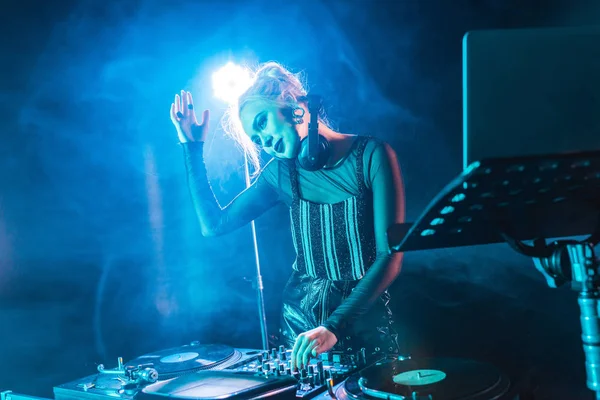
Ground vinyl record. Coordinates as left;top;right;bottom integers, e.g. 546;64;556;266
125;343;235;380
342;357;512;400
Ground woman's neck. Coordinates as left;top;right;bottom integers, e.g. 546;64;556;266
318;125;346;141
318;126;358;168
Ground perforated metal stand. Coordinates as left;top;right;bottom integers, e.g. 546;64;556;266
387;150;600;398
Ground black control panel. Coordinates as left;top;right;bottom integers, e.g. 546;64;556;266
230;345;366;398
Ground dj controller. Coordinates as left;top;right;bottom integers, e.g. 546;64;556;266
1;342;519;400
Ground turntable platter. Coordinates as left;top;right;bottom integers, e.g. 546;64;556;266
125;343;235;380
341;357;513;400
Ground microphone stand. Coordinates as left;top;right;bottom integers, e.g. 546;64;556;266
244;153;269;351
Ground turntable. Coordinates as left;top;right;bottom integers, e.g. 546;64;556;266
52;343;262;400
312;356;517;400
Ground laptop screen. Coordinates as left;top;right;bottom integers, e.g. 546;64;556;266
462;26;600;170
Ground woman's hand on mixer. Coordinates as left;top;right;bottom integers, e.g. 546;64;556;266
170;90;210;143
291;326;338;370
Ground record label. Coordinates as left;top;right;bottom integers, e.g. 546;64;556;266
393;369;447;386
160;352;200;363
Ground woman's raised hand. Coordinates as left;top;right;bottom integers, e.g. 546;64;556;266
170;90;210;143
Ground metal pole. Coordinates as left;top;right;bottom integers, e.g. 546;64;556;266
243;153;269;350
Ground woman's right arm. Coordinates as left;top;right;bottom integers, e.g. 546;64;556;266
182;141;280;236
172;90;280;237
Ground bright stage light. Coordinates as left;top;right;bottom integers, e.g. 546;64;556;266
211;62;253;105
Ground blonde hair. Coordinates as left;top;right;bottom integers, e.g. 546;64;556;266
222;62;308;174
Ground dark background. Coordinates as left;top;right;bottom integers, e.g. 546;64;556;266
1;0;599;399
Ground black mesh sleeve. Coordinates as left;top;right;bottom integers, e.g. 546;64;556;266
322;142;405;337
182;141;281;236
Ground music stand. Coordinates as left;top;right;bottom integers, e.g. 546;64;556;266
388;151;600;398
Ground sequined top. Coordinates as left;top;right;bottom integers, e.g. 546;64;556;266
289;137;376;281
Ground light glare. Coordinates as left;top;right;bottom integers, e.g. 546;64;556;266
211;62;253;105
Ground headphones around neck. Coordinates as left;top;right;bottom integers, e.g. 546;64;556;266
296;95;331;171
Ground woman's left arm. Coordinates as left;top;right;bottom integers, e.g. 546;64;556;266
322;141;405;337
291;142;405;369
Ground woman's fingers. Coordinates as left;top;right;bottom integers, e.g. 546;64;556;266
311;346;318;357
305;339;320;366
199;109;209;127
295;337;312;369
170;103;178;123
186;91;198;123
181;90;188;112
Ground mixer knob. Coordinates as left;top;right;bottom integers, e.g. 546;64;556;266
279;364;285;372
313;372;320;386
300;368;308;379
279;345;285;353
286;367;291;375
308;365;315;375
263;351;269;360
281;352;287;361
257;365;263;372
257;353;263;363
271;348;277;358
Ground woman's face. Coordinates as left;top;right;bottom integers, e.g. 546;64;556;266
240;99;305;160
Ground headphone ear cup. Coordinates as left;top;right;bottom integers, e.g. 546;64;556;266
297;135;331;171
